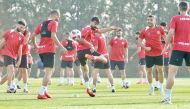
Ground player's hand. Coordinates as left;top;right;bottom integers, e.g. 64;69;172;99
15;60;21;68
61;47;68;54
90;46;95;53
144;47;151;51
129;56;133;61
161;46;167;55
125;58;128;63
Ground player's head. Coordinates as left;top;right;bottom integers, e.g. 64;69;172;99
135;31;140;40
90;17;99;30
70;29;81;40
116;28;123;38
178;1;189;13
49;9;60;21
147;15;156;27
16;19;27;32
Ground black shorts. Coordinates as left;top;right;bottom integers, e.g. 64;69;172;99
28;64;32;68
74;59;80;66
4;55;15;67
110;60;125;70
170;50;190;66
19;55;28;68
77;49;100;66
139;58;146;65
164;58;169;66
94;60;110;69
145;55;163;68
61;60;73;68
39;53;55;68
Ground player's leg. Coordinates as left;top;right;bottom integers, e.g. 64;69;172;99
67;61;74;85
59;60;66;85
77;49;95;97
92;68;99;93
75;60;84;85
145;56;155;95
161;50;183;104
37;53;54;99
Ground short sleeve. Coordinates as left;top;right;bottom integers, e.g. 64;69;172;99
34;23;42;35
49;20;58;33
169;16;176;30
139;29;145;39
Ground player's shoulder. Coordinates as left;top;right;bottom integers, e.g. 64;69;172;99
82;26;91;31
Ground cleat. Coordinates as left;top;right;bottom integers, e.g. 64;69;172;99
92;88;96;93
23;89;29;94
7;88;16;93
161;98;172;104
86;88;95;97
112;89;116;93
17;85;21;89
37;94;48;100
44;91;52;98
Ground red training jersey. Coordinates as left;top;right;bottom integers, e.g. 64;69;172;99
109;37;128;61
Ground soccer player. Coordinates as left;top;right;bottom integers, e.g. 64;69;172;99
31;10;67;99
161;1;190;104
155;22;170;90
130;32;147;84
92;32;115;93
59;30;78;86
109;29;129;88
138;15;165;96
77;17;120;97
15;26;31;93
0;19;25;93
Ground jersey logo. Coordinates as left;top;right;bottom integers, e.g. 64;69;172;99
122;42;125;45
157;31;161;35
19;37;21;41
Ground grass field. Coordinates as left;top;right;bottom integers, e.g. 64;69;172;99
0;78;190;109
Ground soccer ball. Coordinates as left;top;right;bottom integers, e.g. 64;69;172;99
70;29;81;40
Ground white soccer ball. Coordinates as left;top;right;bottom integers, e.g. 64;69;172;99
70;29;81;39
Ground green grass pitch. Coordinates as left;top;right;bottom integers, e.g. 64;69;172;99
0;78;190;109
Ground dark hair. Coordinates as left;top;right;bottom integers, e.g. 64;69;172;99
136;31;140;35
148;15;156;19
17;19;27;26
160;22;167;27
91;17;100;24
179;1;189;11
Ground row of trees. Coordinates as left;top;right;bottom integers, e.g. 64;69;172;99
0;0;181;44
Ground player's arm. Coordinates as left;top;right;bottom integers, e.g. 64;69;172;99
125;48;128;63
161;28;174;55
16;44;23;67
31;33;39;49
51;32;67;54
129;47;141;61
24;31;31;44
99;26;120;33
78;37;93;48
0;38;5;49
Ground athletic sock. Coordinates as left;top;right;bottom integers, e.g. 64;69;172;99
165;89;172;99
85;81;90;89
39;86;46;95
